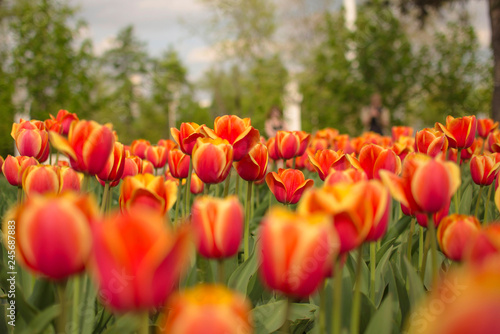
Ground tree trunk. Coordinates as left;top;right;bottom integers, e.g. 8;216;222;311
490;0;500;121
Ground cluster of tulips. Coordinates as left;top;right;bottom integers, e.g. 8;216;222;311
2;110;500;334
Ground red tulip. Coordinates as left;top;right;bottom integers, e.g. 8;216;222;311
142;160;154;174
392;126;413;142
435;115;477;149
130;139;151;159
2;155;38;187
171;122;205;155
477;118;498;139
58;166;83;193
294;130;311;156
466;224;500;265
190;173;205;194
121;155;142;179
415;128;449;157
308;149;356;181
192;138;233;184
415;200;450;228
274;131;300;160
266;137;280;160
234;143;268;181
486;130;500;153
437;214;480;261
168;149;190;179
22;165;59;197
324;168;368;186
145;145;168;169
11;119;50;162
357;144;402;180
470;154;500;186
265;168;314;205
97;142;126;187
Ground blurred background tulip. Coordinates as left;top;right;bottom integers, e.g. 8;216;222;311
392;126;414;142
145;145;167;169
130;139;150;159
22;165;59;197
477;118;498;139
190;172;205;194
11;119;50;162
121;155;142;179
265;168;313;205
2;155;38;188
119;174;176;214
192;138;233;184
324;168;367;186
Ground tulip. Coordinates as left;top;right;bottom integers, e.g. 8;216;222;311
157;138;177;151
324;168;368;186
202;115;260;161
392;126;413;142
0;156;4;172
274;131;300;160
258;207;339;298
142;160;154;175
59;166;83;193
470;154;500;186
477;118;498;139
49;120;115;175
57;160;69;167
11;119;50;162
437;214;480;261
315;128;338;144
22;165;59;197
466;224;500;265
364;180;391;242
435;115;477;149
294;130;311;156
310;138;329;151
97;142;126;187
308;149;356;181
234;143;268;181
265;168;314;205
192;138;233;184
50;110;79;136
356;144;402;180
415;200;450;228
392;136;415;161
130;139;151;159
2;155;38;187
168;149;190;179
145;145;167;169
190;173;204;194
160;284;252;334
461;138;483;161
2;193;97;280
191;196;243;258
119;174;177;214
121;155;142;179
91;207;192;311
266;137;280;161
171;122;205;155
487;130;500;153
333;134;354;154
414;128;449;157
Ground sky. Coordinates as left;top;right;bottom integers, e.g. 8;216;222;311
74;0;491;82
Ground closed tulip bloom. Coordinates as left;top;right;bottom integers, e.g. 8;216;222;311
415;128;449;157
477;118;499;139
435;115;477;149
308;149;356;181
357;144;402;180
192;138;233;184
119;174;177;214
266;137;280;160
51;109;79;136
470;154;500;186
266;168;314;205
191;196;243;258
190;173;205;194
2;193;97;280
171;122;205;155
97;142;126;187
168;149;190;179
11;119;50;162
415;200;450;228
486;130;500;153
294;130;311;156
145;145;168;169
364;180;391;242
157;138;177;151
59;166;83;193
234;143;268;181
23;165;59;197
202;115;260;161
2;155;38;187
275;131;300;160
49;120;115;175
310;138;329;151
161;284;252;334
130;139;151;159
91;207;192;311
380;154;460;214
142;160;154;174
121;155;142;179
324;168;368;186
392;126;414;142
466;224;500;265
437;214;480;261
258;208;340;298
461;138;483;161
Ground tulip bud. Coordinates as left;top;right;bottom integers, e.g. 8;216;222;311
145;145;168;169
97;142;126;187
192;138;233;184
435;115;477;149
487;130;500;153
171;122;205;155
258;207;339;298
437;214;480;261
357;144;402;180
52;110;79;136
167;149;190;179
157;138;176;151
274;131;300;160
2;155;38;187
191;196;243;258
59;166;83;193
11;119;50;162
266;168;314;205
160;284;252;334
142;160;154;175
470;154;500;186
122;156;142;179
266;137;280;160
234;143;268;181
2;193;97;279
130;139;151;159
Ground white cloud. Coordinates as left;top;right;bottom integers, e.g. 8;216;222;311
187;45;219;63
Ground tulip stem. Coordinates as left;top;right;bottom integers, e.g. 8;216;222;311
174;180;182;225
244;181;253;261
56;282;67;334
223;168;231;197
82;174;89;193
71;276;81;334
107;187;113;212
485;183;493;223
217;259;225;284
280;297;292;334
319;281;327;334
350;244;364;334
407;218;415;263
17;187;22;205
139;312;149;334
370;242;376;303
474;185;484;218
291;158;296;169
235;174;240;198
419;229;430;281
100;182;110;213
418;225;424;273
332;260;343;334
185;159;193;214
427;214;439;286
205;183;211;195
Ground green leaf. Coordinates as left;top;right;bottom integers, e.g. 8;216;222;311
252;300;287;334
28;279;55;311
228;246;258;295
459;184;472;215
364;296;393;334
101;314;142;334
383;216;412;245
403;257;425;307
375;246;395;307
18;305;60;334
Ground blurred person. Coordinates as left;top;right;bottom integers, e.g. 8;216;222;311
265;106;286;138
361;93;390;135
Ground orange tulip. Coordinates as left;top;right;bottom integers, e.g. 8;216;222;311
470;154;500;186
477;118;498;139
49;120;115;175
119;174;177;214
191;196;243;258
487;129;500;153
308;149;356;181
392;126;413;142
97;142;126;187
157;138;177;151
91;207;192;311
161;284;252;334
415;200;450;228
11;119;50;162
414;128;449;157
380;154;460;214
130;139;151;159
466;224;500;265
58;166;83;193
121;155;142;179
265;168;314;205
391;136;414;161
324;168;367;186
190;173;205;194
0;155;4;172
2;193;97;280
2;155;38;187
332;134;354;154
234;143;268;181
266;137;280;160
274;131;300;160
435;115;477;149
168;149;190;179
145;145;168;169
258;207;339;298
171;122;205;155
356;144;402;180
461;138;483;161
437;214;480;261
192;138;233;184
314;128;339;144
202;115;260;161
22;165;59;197
294;130;311;156
46;110;79;136
142;159;154;174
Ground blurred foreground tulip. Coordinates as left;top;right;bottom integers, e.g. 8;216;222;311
171;122;205;155
466;224;500;265
192;138;233;184
3;193;97;280
2;155;38;187
11;119;50;162
435;115;477;149
265;168;314;205
191;196;243;258
258;207;339;298
234;143;268;181
160;284;252;334
437;214;480;261
91;207;192;311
